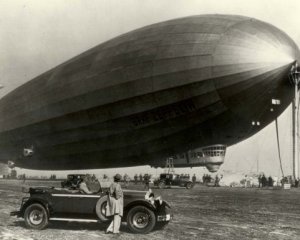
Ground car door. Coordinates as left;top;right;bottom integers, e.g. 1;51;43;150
172;175;180;185
50;192;100;215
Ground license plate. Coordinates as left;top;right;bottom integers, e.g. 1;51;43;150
166;214;170;221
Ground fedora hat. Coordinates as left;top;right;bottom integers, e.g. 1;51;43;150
114;174;122;181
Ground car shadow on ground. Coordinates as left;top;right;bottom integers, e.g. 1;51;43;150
152;186;193;190
49;222;108;231
9;220;132;233
8;220;26;228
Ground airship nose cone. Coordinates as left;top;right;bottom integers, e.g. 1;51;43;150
212;17;299;132
213;18;299;76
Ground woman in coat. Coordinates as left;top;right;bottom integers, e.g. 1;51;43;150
106;174;123;234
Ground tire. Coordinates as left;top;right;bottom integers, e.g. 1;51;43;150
95;195;111;222
158;182;165;189
186;182;192;189
126;206;156;234
24;203;49;230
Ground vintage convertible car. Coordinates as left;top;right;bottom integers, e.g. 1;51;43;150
10;186;172;234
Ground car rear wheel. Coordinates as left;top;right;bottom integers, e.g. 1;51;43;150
158;182;165;189
24;203;49;230
127;206;156;234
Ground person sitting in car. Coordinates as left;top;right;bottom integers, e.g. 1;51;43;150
78;176;93;194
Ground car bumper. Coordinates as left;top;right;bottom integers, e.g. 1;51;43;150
157;213;172;222
10;211;22;217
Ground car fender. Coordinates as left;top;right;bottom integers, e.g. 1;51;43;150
162;200;171;209
20;197;51;218
124;200;156;218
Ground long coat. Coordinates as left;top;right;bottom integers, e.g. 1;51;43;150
106;182;124;217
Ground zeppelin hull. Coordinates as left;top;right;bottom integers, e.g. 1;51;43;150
0;15;298;169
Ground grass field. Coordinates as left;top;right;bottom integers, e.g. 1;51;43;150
1;179;300;240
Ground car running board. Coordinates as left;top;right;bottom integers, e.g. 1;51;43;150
49;218;101;223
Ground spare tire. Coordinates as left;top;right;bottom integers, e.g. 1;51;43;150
95;195;111;222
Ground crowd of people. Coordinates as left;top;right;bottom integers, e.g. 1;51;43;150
202;174;223;186
258;174;274;187
280;176;300;187
242;174;300;188
202;174;212;184
132;173;151;189
117;173;224;187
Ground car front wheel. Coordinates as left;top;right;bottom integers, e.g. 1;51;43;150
126;206;156;234
186;182;193;189
24;203;49;230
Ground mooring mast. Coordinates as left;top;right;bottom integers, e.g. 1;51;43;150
290;62;300;179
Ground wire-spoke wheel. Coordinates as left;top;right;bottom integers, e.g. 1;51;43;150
24;203;48;230
127;206;156;234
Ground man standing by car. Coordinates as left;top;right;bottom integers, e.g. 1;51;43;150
106;174;123;234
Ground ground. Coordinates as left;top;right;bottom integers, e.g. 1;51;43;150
1;179;300;240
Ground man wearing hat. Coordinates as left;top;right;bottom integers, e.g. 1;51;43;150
106;173;123;234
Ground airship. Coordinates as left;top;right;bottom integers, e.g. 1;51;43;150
0;14;298;171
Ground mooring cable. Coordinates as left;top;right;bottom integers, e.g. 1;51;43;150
275;118;284;177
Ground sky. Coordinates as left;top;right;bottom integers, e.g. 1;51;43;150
0;0;299;178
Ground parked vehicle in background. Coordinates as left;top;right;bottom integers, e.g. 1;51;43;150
154;173;193;189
